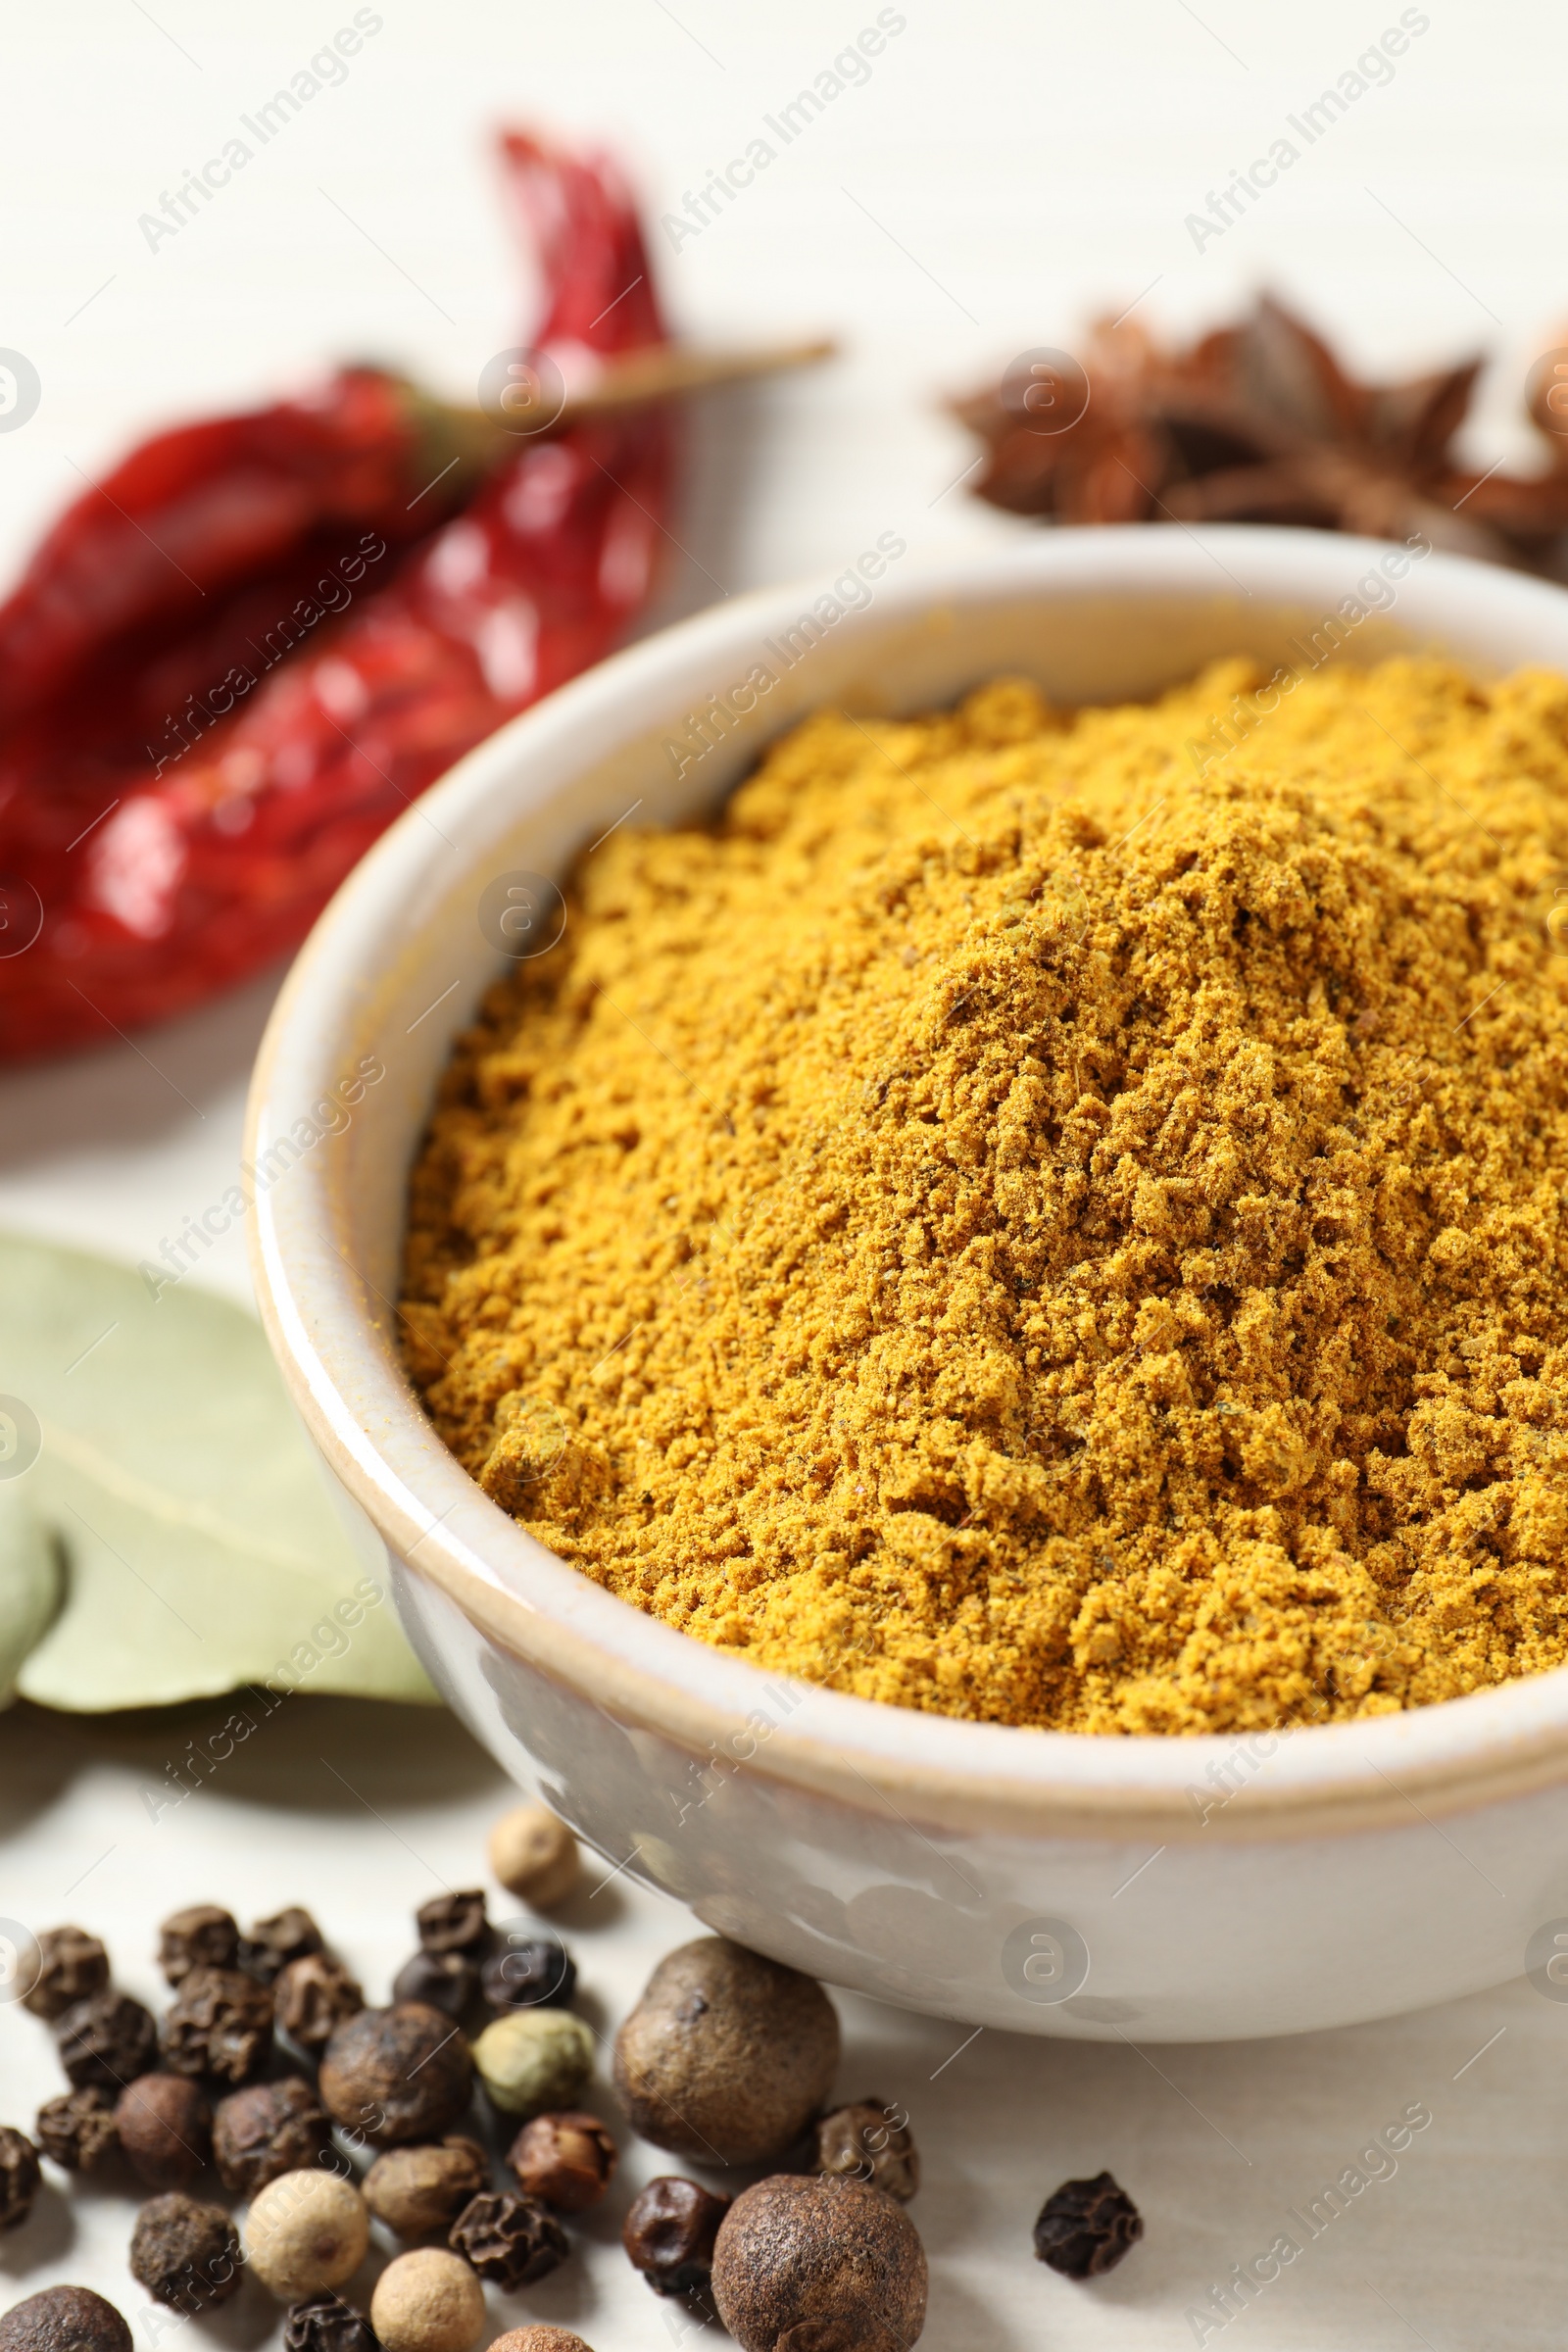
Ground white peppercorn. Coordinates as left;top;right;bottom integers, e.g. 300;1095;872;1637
370;2249;486;2352
487;1807;579;1909
245;2169;369;2301
489;2335;593;2352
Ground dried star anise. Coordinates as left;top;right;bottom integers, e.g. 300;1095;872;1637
955;296;1568;573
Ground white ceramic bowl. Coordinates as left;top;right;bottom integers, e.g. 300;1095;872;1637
249;526;1568;2043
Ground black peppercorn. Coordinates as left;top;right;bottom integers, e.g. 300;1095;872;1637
34;2087;119;2173
318;2001;473;2146
0;2287;132;2352
449;2188;566;2289
711;2176;928;2352
0;2126;41;2230
1032;2171;1143;2278
480;1934;575;2013
163;1964;273;2084
238;1906;324;1986
283;2293;380;2352
56;1989;158;2092
115;2074;213;2189
128;2191;242;2311
815;2098;919;2201
158;1905;239;1985
416;1890;489;1957
622;2177;730;2296
213;2076;331;2195
275;1952;365;2049
392;1949;476;2021
22;1927;109;2021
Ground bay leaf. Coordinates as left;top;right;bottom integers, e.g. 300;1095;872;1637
0;1486;63;1700
0;1232;436;1710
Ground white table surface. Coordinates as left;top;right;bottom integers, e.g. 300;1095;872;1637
0;1696;1557;2352
5;4;1568;2345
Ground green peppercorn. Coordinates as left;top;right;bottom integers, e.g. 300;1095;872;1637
472;2011;593;2118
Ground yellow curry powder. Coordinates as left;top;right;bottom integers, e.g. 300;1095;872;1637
401;656;1568;1734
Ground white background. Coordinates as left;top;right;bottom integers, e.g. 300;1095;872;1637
4;0;1566;1288
3;4;1568;2346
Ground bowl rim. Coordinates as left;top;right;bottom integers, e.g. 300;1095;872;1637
247;522;1568;1846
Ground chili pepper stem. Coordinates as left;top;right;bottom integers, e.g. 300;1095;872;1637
402;337;835;497
544;335;836;424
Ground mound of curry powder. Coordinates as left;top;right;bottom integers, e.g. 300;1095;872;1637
400;657;1568;1734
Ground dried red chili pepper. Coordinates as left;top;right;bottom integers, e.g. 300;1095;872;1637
0;130;672;1059
0;370;493;735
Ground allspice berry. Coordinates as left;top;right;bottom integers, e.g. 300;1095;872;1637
34;2087;118;2173
115;2074;213;2189
158;1905;240;1985
0;2287;132;2352
488;1806;579;1910
370;2247;486;2352
213;2077;332;2195
0;2127;41;2229
613;1937;839;2165
711;2176;928;2352
128;2192;242;2311
246;2169;370;2301
22;1927;109;2021
815;2099;919;2201
275;1952;365;2050
364;2138;490;2240
472;2009;593;2118
508;2111;615;2211
319;2003;473;2145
